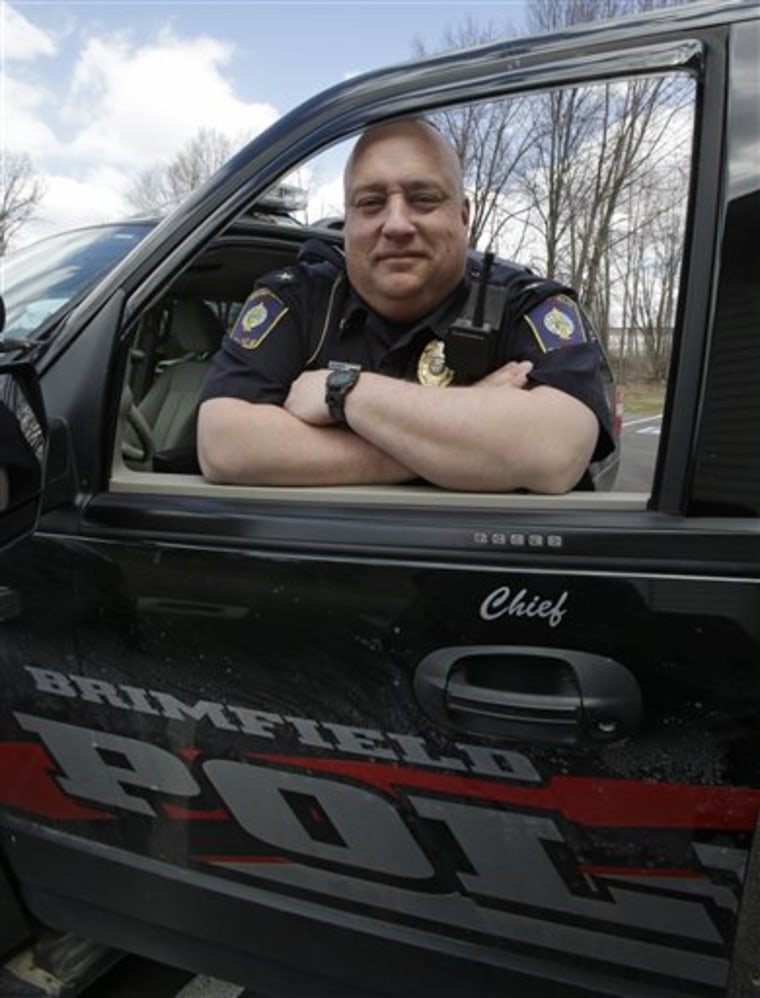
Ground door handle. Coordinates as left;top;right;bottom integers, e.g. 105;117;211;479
414;645;641;746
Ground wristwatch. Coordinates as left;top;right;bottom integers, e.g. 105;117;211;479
325;362;361;425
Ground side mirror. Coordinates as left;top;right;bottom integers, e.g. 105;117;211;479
0;361;47;550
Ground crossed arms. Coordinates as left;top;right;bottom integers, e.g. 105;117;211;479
198;359;598;494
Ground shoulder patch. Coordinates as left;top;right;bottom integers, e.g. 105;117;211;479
524;294;588;353
229;288;289;350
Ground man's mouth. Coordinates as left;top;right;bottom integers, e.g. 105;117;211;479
377;252;424;263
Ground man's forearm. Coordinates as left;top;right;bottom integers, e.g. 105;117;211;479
343;372;597;492
198;397;414;485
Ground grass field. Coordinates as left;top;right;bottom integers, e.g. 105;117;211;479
618;380;665;417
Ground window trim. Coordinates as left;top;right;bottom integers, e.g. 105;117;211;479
108;466;647;511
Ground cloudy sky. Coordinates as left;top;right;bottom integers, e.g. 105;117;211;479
5;1;527;247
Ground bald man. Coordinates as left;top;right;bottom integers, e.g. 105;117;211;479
198;118;613;492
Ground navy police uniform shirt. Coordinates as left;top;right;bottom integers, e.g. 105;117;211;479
200;240;615;464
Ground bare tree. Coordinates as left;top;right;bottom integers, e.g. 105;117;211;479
414;1;690;268
126;127;241;215
494;0;695;355
1;153;46;254
521;73;692;337
415;20;535;251
616;159;688;381
437;98;536;251
515;84;602;280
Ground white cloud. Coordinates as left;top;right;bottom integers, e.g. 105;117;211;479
4;73;59;157
4;6;280;246
61;28;277;168
3;3;56;61
24;170;130;246
3;6;58;157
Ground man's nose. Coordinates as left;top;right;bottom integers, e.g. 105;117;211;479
381;193;414;235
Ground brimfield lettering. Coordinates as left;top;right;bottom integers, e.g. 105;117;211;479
480;586;568;628
21;667;541;783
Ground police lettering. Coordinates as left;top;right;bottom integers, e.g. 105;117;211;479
9;713;736;990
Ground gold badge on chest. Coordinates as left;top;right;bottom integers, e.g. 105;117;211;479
417;339;454;386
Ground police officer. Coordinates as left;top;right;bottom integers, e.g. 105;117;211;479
198;118;614;492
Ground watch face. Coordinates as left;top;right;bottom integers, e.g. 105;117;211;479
326;365;360;424
329;370;355;389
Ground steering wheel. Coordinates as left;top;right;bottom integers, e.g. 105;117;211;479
122;401;155;464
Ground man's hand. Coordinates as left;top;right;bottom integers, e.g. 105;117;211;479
476;359;533;389
284;369;333;425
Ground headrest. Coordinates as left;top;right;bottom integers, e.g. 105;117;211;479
170;300;224;354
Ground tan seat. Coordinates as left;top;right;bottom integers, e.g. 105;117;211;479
137;300;224;456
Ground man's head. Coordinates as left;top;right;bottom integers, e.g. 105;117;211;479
343;118;470;323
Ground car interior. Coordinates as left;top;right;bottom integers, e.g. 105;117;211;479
120;231;302;475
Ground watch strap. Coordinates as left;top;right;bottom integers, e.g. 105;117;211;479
326;362;361;425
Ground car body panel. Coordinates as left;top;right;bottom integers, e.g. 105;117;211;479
2;528;759;995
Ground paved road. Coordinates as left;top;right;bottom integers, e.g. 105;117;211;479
615;413;661;492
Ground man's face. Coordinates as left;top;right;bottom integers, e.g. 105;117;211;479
343;123;470;323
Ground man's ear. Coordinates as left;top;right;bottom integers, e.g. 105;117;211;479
461;196;471;228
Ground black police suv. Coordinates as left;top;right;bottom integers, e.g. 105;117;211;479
0;2;758;995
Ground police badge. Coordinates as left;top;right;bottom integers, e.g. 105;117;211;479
417;339;454;386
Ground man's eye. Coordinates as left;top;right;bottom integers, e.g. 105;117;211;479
411;192;442;208
355;197;384;212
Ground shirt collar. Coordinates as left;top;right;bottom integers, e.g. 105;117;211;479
339;279;469;351
338;286;369;340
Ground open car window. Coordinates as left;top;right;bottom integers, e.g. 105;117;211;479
111;67;697;508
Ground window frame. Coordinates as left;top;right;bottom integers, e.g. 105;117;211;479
101;31;729;519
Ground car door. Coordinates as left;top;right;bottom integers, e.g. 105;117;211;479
1;9;759;998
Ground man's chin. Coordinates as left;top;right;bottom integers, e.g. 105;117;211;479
376;273;426;299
